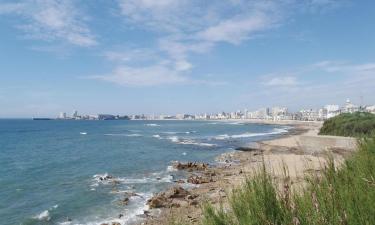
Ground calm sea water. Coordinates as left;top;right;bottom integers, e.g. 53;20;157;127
0;119;289;225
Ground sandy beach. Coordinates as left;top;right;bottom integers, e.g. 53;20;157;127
138;121;357;225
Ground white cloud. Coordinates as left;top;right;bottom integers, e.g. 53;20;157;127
314;61;375;73
196;14;271;44
263;76;299;87
91;64;188;87
0;0;96;47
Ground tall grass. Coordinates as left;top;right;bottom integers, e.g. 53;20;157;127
203;136;375;225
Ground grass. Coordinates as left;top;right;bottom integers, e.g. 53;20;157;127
202;136;375;225
319;112;375;137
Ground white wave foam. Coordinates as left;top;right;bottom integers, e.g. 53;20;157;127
125;134;142;137
80;132;87;135
117;175;173;184
214;128;288;140
33;210;50;221
33;205;58;221
104;133;128;136
145;123;160;127
92;173;173;187
104;133;142;137
168;136;179;142
167;136;216;147
167;165;177;172
152;134;161;138
162;131;196;134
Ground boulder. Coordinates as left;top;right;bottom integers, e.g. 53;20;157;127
147;195;168;208
147;186;191;208
165;186;190;198
187;175;213;184
172;162;208;171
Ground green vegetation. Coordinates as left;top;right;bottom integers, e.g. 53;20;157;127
202;136;375;225
319;112;375;137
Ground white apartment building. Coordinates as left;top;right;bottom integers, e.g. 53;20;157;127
366;105;375;114
300;109;319;121
324;104;340;119
343;99;359;113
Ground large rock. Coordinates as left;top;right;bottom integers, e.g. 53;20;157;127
147;195;168;208
147;186;191;209
165;186;190;198
172;162;208;171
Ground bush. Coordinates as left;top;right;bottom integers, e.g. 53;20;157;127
319;112;375;137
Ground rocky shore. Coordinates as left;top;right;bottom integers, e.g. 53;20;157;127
127;121;354;225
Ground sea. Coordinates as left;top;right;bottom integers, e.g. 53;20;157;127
0;119;290;225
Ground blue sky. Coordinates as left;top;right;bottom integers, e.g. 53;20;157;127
0;0;374;117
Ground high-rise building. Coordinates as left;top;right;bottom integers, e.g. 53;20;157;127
59;112;66;119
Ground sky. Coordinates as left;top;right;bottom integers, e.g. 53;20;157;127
0;0;374;117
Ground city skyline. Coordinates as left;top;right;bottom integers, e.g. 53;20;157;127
1;1;375;117
54;98;374;122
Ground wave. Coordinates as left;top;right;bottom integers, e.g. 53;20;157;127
92;173;173;187
80;132;87;135
166;136;216;147
33;205;58;221
33;210;50;221
62;192;153;225
125;134;142;137
145;123;160;127
161;131;196;134
104;133;142;137
214;128;288;140
152;134;161;139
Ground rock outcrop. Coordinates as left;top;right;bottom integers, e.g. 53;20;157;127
147;186;198;209
172;162;208;171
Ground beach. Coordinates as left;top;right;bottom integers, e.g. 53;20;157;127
139;120;357;225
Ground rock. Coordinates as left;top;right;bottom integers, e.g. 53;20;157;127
171;199;188;207
100;224;109;225
112;223;121;225
119;197;129;205
174;179;185;183
147;195;168;208
172;162;208;171
189;200;199;206
235;147;259;151
187;175;213;184
185;194;196;200
165;186;190;198
147;186;190;208
118;214;124;218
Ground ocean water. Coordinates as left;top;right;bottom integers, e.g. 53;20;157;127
0;119;289;225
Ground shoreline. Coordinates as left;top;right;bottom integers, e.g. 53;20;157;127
138;121;349;225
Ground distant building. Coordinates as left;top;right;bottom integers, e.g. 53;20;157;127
343;99;359;113
59;112;66;119
71;110;80;119
98;114;116;120
366;105;375;114
300;109;319;121
324;105;340;119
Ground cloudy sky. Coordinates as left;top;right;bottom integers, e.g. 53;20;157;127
0;0;374;117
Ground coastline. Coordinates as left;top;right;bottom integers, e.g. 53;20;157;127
137;120;354;225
